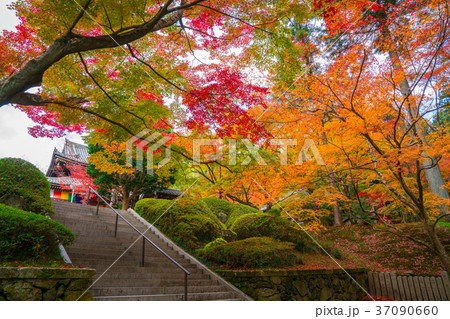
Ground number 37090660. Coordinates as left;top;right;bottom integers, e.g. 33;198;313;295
376;306;438;316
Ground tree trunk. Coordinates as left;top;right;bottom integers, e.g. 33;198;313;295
122;191;131;210
388;49;449;203
321;132;343;226
328;169;343;226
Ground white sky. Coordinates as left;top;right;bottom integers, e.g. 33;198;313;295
0;0;85;173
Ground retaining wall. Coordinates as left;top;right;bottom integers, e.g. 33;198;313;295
0;267;95;301
216;268;369;301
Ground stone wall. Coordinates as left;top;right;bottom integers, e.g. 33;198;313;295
0;267;96;301
216;268;369;301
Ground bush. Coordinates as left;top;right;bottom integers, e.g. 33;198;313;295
202;198;237;217
202;197;260;227
0;204;74;261
135;197;225;249
318;240;343;259
203;237;227;250
198;237;302;268
231;213;294;240
265;207;281;216
229;213;315;253
0;158;54;216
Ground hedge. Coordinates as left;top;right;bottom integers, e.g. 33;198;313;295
135;197;225;249
202;197;260;227
197;237;302;268
0;158;54;216
230;213;316;252
231;213;296;241
0;204;74;261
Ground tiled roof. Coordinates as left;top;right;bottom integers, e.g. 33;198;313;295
47;176;83;186
157;188;183;197
59;139;89;164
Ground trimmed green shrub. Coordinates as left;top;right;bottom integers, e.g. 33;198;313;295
265;207;281;216
225;205;261;228
231;213;293;240
198;237;302;268
230;213;316;253
0;158;53;216
203;238;227;250
0;204;74;261
202;198;237;217
202;197;260;227
135;197;225;249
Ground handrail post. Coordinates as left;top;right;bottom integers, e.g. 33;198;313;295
96;199;100;215
184;272;188;301
114;214;119;237
141;236;145;267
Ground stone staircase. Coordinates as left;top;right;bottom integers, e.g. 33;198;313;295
52;199;250;301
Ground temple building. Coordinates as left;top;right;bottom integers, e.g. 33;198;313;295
45;139;181;205
46;139;89;203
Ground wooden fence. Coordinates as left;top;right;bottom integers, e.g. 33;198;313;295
368;271;450;301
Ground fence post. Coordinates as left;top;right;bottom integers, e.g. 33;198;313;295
114;214;119;237
184;272;188;301
141;237;145;267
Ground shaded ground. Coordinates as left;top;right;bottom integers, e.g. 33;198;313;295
319;223;450;275
212;223;450;275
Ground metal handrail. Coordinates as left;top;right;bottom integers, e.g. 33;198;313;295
88;186;190;300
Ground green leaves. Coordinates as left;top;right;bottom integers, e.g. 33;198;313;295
0;204;74;262
0;158;54;216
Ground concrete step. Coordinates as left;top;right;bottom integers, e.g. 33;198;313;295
92;285;229;296
93;291;236;301
65;241;127;251
93;278;218;287
80;263;202;275
65;244;181;258
67;239;184;258
68;257;196;270
52;199;249;301
95;272;210;281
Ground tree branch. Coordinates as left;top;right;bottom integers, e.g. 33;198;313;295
9;92;136;136
67;0;92;34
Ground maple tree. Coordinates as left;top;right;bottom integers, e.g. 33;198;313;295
2;0;449;274
0;0;296;141
254;0;450;272
86;143;174;210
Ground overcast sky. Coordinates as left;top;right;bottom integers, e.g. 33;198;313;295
0;0;85;173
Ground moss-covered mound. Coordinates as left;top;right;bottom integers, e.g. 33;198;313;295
0;204;74;262
230;213;315;253
135;197;225;249
198;237;302;268
231;213;294;240
202;197;260;227
0;158;53;216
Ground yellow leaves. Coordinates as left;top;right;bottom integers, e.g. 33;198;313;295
278;186;346;231
423;193;450;221
88;147;133;175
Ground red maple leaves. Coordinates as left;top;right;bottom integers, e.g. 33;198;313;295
0;16;45;76
18;105;86;138
182;66;271;141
